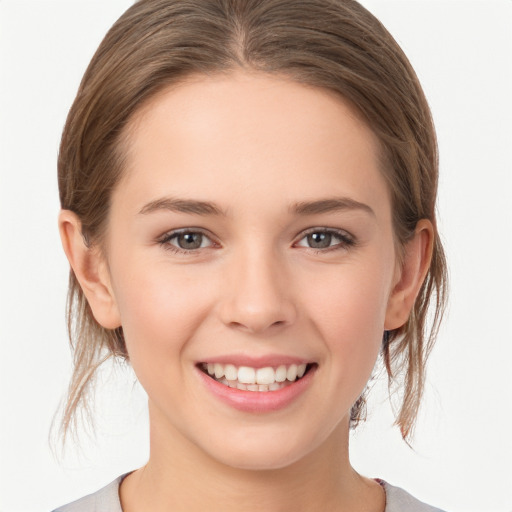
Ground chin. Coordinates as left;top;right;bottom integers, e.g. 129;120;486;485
211;446;307;472
197;426;328;472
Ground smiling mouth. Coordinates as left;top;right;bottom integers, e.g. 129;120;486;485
199;362;315;392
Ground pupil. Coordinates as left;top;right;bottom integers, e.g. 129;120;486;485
308;232;331;248
178;233;202;249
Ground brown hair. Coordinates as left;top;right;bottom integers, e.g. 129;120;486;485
58;0;447;441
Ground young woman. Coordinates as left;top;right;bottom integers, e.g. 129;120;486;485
53;0;447;510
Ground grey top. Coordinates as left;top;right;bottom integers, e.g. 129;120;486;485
53;475;445;512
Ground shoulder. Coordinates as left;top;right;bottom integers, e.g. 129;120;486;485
52;475;124;512
380;480;446;512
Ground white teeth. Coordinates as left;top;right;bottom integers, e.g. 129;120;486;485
224;364;237;381
238;366;256;384
286;364;298;381
214;363;224;379
204;362;310;391
275;365;287;382
256;367;275;385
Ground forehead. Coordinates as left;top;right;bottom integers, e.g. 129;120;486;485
116;71;389;217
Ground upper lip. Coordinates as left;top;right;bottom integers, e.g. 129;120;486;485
197;355;314;368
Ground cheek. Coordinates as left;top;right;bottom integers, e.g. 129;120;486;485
308;256;391;332
303;254;393;379
109;259;213;374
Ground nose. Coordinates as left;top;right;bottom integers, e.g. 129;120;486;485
218;246;297;334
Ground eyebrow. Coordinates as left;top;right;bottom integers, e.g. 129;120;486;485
291;197;375;217
138;197;225;216
138;196;374;218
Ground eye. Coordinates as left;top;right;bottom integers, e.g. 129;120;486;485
158;229;214;252
295;229;355;250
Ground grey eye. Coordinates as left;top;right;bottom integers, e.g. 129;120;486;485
306;232;333;249
174;232;205;250
295;229;355;251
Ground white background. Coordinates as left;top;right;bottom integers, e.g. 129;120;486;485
0;1;511;511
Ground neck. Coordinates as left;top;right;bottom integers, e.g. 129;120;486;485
120;402;383;512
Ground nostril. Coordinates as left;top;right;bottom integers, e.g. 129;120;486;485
226;312;288;332
228;318;288;334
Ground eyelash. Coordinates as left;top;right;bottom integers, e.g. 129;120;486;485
157;229;216;255
157;228;356;255
294;228;356;253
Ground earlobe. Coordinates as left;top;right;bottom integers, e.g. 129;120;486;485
384;219;434;330
58;210;121;330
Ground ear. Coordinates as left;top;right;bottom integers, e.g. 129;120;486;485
58;210;121;330
385;219;434;330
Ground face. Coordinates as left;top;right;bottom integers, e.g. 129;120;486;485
102;72;400;470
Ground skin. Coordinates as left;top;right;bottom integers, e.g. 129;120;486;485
60;71;433;512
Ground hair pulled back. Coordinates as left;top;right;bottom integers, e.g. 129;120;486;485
58;0;447;441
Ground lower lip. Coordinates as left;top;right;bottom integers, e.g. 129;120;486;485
197;366;316;413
